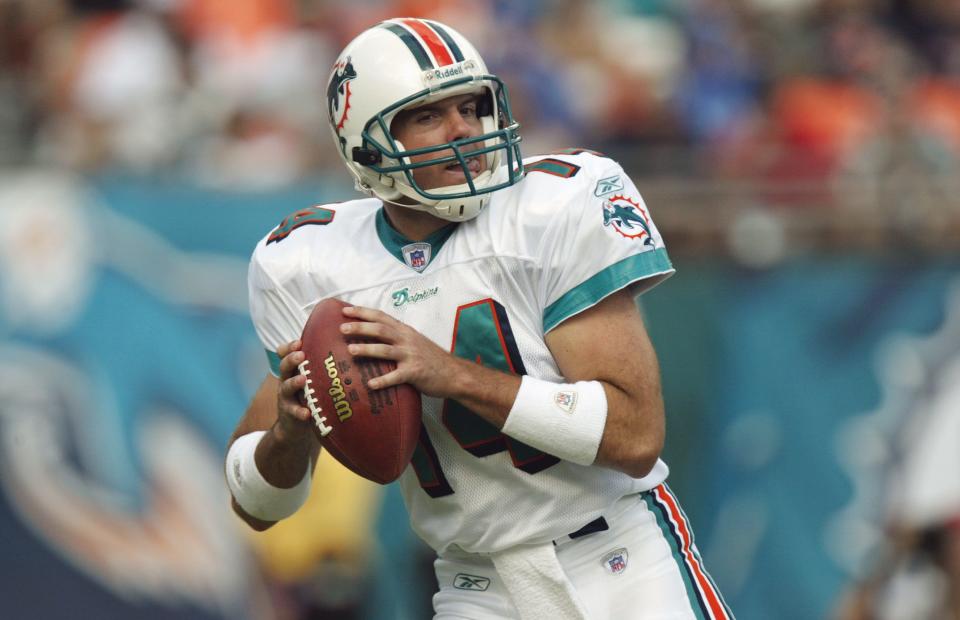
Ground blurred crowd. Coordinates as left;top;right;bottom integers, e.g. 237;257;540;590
2;0;960;197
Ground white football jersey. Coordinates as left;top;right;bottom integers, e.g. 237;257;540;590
248;151;675;554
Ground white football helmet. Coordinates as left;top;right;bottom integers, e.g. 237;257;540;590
326;18;524;221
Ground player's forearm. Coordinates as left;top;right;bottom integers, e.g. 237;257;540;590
445;356;521;428
592;381;664;478
447;359;663;477
226;423;318;531
255;420;320;488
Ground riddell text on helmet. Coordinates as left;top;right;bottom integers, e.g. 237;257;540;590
421;60;477;85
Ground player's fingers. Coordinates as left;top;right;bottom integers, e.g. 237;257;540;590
278;349;306;378
276;339;301;359
279;400;312;424
343;305;399;326
347;342;397;360
275;374;311;424
288;406;313;425
340;321;395;342
279;372;307;400
366;368;404;390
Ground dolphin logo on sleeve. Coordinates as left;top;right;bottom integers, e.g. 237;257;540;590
602;195;653;244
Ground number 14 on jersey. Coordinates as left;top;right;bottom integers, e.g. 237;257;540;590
411;299;559;498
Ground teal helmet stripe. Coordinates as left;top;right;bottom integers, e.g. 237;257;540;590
381;23;434;70
425;20;465;62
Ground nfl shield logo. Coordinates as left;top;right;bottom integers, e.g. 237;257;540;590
410;249;426;269
401;242;432;273
602;548;628;575
554;390;577;414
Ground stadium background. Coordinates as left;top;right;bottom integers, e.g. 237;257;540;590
1;0;958;618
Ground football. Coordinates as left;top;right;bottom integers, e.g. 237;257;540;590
298;297;422;484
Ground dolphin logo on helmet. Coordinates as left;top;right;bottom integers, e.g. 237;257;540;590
327;57;357;134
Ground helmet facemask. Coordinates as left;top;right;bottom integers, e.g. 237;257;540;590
352;75;524;221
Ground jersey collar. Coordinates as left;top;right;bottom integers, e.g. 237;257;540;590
375;207;458;272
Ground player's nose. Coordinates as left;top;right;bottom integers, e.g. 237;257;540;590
444;109;477;143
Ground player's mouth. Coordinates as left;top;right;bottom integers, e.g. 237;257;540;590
444;155;483;177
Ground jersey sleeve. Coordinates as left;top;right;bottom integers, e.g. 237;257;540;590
247;244;307;377
539;159;674;333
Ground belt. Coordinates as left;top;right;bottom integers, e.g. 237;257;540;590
555;490;652;545
553;516;609;546
569;516;609;539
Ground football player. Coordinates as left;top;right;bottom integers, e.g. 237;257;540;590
225;17;733;619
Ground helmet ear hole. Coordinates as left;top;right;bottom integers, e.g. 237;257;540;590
477;91;494;119
352;147;382;165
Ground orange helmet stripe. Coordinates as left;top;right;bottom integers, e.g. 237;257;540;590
402;18;455;67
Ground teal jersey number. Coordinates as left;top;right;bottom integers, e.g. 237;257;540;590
411;299;559;498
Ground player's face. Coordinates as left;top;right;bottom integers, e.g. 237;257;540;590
391;93;488;191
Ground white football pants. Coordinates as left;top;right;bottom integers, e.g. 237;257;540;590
431;484;733;619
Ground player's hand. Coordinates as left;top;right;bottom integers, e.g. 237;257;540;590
274;339;314;441
340;306;461;398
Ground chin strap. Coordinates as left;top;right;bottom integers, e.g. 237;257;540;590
371;182;489;222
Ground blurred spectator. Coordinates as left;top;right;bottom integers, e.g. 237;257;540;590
171;0;334;187
31;1;187;170
536;0;687;165
675;0;762;146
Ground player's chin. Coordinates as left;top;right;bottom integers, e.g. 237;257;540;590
440;171;472;184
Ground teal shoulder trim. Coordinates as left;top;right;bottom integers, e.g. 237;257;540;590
375;207;458;268
543;248;673;333
558;147;606;158
267;205;335;245
523;158;580;179
266;349;281;377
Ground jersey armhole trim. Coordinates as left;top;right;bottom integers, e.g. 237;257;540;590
266;349;281;377
542;248;674;333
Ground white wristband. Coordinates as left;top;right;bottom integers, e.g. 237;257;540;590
502;376;607;466
225;431;312;521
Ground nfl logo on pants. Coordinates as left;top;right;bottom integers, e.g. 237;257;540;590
603;548;628;575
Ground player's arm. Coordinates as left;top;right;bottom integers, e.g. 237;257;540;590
341;288;664;478
437;288;664;477
542;287;664;477
226;339;321;531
